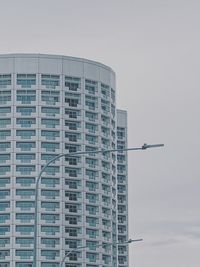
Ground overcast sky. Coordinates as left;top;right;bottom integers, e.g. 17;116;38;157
1;0;200;266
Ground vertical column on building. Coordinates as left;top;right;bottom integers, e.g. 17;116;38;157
117;110;129;267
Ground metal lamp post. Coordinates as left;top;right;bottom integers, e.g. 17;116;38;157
60;238;143;267
33;143;164;267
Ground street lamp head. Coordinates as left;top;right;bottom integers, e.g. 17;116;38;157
142;143;164;150
127;238;143;243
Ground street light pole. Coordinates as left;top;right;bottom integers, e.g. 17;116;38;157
33;143;163;267
60;238;143;267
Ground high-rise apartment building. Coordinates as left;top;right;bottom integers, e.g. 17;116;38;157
0;54;128;267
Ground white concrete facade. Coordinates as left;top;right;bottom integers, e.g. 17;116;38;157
116;110;129;267
0;54;128;267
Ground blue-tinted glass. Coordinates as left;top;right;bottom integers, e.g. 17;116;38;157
16;142;36;151
0;74;11;88
17;107;36;116
17;74;36;88
41;74;60;89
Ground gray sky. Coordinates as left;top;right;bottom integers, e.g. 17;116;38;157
1;0;200;266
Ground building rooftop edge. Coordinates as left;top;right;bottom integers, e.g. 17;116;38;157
0;53;115;75
117;109;127;114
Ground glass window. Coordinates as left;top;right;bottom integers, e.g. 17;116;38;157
16;238;33;246
65;204;80;213
65;179;81;189
86;252;99;262
16;130;36;139
85;95;98;110
0;214;10;223
16;213;34;223
101;99;110;114
65;168;80;177
16;177;35;186
16;165;35;175
102;254;111;264
0;119;11;128
16;201;35;210
65;156;80;166
41;178;59;188
85;123;98;133
16;142;36;151
0;74;11;88
17;90;36;104
16;153;35;163
85;169;98;180
65;76;81;91
0;107;11;116
0;131;11;140
16;225;34;234
86;228;99;238
41;214;59;223
86;135;98;145
85;111;98;122
41;90;59;105
65;109;80;118
0;250;9;258
65;144;81;153
16;189;35;198
0;142;11;151
0;202;10;211
0;190;10;199
41;141;59;152
0;238;10;247
85;158;98;168
65;132;80;142
0;166;10;175
41;238;59;248
41;226;59;235
85;79;98;95
65;121;80;130
41;202;59;211
0;154;10;163
86;193;98;203
0;178;10;187
111;88;115;102
65;191;81;201
41;107;60;117
16;107;36;116
41;190;59;199
41;74;60;89
0;226;10;235
0;90;11;104
41;250;59;260
86;181;98;191
16;118;36;128
86;217;99;227
15;250;33;259
41;130;59;140
65;227;81;237
101;83;110;99
86;205;99;215
41;118;59;128
17;74;36;88
65;239;81;249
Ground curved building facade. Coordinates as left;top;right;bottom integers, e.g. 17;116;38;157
0;54;128;267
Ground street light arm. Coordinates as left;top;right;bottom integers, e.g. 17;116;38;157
127;238;143;243
142;143;164;150
33;143;163;267
60;238;143;267
60;246;87;267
